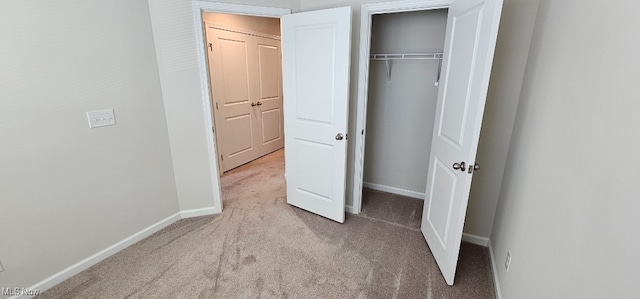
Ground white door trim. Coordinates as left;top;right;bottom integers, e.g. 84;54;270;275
192;1;291;213
206;23;282;41
352;0;454;214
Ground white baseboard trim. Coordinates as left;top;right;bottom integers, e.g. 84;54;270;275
19;212;182;298
462;233;490;247
345;204;356;214
363;182;425;200
180;207;217;218
488;241;503;299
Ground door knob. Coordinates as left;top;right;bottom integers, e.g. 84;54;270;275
335;133;344;140
251;102;257;107
452;162;466;172
256;101;263;106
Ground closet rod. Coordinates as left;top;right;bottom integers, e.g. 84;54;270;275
370;53;444;82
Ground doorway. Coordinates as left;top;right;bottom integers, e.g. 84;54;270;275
360;9;448;216
192;3;290;213
203;12;284;174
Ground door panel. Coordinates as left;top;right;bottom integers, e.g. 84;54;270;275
421;0;504;285
261;108;282;143
219;39;251;104
258;45;281;99
282;7;351;223
293;27;336;124
438;4;483;147
225;114;254;157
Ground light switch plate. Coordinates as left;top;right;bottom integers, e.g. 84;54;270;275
87;109;116;128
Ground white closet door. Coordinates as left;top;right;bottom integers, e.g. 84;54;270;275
207;27;285;172
421;0;504;285
282;7;352;223
207;27;258;172
254;36;284;156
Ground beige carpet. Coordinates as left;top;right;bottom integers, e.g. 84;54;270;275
39;149;495;298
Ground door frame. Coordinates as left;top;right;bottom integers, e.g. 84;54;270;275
192;1;290;212
352;0;453;214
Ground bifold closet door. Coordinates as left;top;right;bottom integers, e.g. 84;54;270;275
207;27;284;172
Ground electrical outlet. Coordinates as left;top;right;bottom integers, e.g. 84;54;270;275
0;260;4;272
86;109;116;128
505;251;512;272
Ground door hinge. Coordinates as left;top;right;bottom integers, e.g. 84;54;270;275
216;102;219;110
221;154;224;161
208;42;213;52
346;134;348;140
361;129;364;135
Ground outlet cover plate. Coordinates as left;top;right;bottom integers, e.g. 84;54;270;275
87;109;116;128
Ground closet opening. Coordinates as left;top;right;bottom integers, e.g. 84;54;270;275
202;12;286;204
358;9;448;224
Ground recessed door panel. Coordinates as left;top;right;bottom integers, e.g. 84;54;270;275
220;39;250;105
294;25;335;124
261;108;282;144
295;139;333;201
225;114;253;157
437;5;483;148
425;158;458;248
258;44;281;100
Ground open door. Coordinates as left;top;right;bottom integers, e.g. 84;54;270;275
421;0;504;285
281;7;352;223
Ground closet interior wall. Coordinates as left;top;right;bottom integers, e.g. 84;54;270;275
363;9;448;198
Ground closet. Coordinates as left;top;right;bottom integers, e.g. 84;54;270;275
204;13;284;173
362;9;448;200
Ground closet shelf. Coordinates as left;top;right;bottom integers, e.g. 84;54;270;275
370;53;444;60
370;53;444;83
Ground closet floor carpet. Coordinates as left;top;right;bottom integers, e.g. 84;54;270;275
39;149;495;299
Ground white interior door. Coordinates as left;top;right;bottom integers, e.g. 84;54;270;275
254;36;284;155
421;0;504;285
207;27;258;172
282;7;352;223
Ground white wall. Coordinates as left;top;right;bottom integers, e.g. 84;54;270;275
490;0;640;297
0;0;179;293
203;12;281;36
146;0;298;213
363;10;447;194
300;0;537;239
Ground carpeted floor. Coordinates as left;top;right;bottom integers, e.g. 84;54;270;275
39;149;495;298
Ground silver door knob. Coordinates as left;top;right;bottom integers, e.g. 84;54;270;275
335;133;344;140
452;162;466;172
474;163;480;171
256;101;263;106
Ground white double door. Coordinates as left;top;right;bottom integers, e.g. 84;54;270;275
280;0;503;285
207;26;284;172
